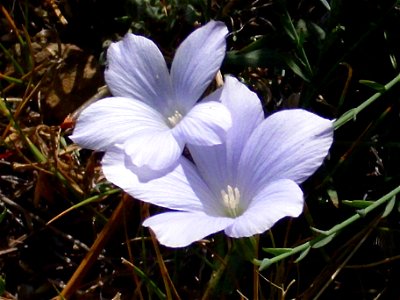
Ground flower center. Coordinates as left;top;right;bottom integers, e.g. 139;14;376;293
167;110;183;127
221;185;242;218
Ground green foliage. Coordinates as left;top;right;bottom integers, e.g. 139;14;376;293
123;0;204;34
0;208;6;224
2;0;400;299
0;276;5;296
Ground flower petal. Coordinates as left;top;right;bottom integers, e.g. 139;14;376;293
123;128;184;170
70;97;166;151
222;76;264;171
170;21;228;110
102;148;216;212
143;211;234;247
238;109;333;196
224;179;303;238
173;97;232;146
188;76;264;193
187;143;228;201
105;33;173;112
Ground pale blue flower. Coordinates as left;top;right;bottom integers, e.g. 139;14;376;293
70;21;231;172
101;76;334;247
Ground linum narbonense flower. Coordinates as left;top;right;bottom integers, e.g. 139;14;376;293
70;21;231;172
101;76;334;248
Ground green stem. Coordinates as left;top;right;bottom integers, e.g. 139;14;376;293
334;72;400;130
255;185;400;270
201;247;232;300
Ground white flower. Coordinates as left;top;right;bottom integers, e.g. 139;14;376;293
70;21;231;172
101;76;334;247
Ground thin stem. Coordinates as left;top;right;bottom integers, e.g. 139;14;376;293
201;247;231;300
59;194;133;299
253;236;260;300
255;185;400;270
334;72;400;130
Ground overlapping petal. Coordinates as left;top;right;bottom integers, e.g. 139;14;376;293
174;99;232;146
170;20;228;110
77;20;334;248
73;21;232;173
189;76;264;193
70;97;166;151
224;179;303;238
123;129;184;171
105;34;173;111
102;148;216;213
222;76;264;168
143;211;235;248
238;109;334;197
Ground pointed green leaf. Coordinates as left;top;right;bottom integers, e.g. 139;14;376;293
359;80;386;92
225;49;282;68
381;196;396;218
296;19;308;45
294;246;311;263
342;200;374;208
318;0;331;10
125;258;166;299
262;247;293;256
310;226;329;235
280;12;297;43
283;56;311;82
312;233;337;249
389;53;397;70
327;188;339;208
0;276;5;296
0;208;6;224
309;21;326;41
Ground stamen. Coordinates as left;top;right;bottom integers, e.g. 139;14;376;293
221;185;241;217
167;110;183;127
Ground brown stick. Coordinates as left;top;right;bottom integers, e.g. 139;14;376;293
57;193;132;299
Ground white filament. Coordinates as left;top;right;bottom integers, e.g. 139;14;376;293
221;185;241;217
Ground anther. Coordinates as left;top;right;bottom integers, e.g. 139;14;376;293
167;110;183;127
221;185;241;217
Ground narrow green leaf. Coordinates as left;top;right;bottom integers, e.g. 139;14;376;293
283;56;311;82
225;49;282;68
381;196;396;218
309;21;326;41
296;19;308;45
46;188;120;225
0;43;25;75
0;276;5;296
359;80;386;92
294;246;311;263
127;260;166;299
0;208;7;224
280;12;297;43
342;200;374;208
389;53;398;70
318;0;331;10
262;247;293;256
0;73;24;85
312;233;337;249
327;188;339;208
310;226;329;235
